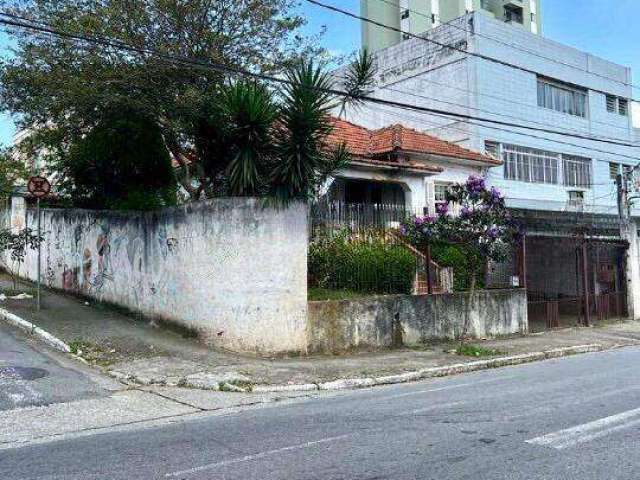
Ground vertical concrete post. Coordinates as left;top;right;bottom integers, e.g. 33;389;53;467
625;221;640;320
617;173;640;320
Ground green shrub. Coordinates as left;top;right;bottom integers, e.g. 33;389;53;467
309;235;416;295
430;242;485;292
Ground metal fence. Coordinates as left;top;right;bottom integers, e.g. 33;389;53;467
309;201;452;296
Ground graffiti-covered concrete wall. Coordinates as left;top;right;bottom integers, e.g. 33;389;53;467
11;198;308;354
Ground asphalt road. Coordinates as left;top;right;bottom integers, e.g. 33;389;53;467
0;322;105;411
4;346;640;479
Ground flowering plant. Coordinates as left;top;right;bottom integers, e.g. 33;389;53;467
400;175;523;340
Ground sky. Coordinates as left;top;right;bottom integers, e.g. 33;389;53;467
0;0;639;146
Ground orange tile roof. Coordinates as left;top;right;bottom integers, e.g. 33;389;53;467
327;117;501;167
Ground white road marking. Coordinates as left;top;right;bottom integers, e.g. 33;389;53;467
165;434;352;477
385;377;514;400
527;407;640;449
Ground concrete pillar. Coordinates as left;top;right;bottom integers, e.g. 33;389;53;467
403;177;427;216
626;219;640;320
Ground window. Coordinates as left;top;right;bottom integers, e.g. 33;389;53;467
502;143;593;188
502;144;559;185
480;0;491;10
563;155;592;188
605;95;629;116
434;183;449;208
485;140;500;159
537;77;587;118
610;162;621;181
504;5;524;24
619;98;629;116
568;191;585;209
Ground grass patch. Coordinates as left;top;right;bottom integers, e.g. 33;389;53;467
308;288;370;302
218;380;254;392
456;344;504;358
67;339;115;366
0;288;36;298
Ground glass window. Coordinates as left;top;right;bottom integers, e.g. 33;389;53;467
563;155;592;188
537;77;587;118
502;144;559;185
606;95;617;113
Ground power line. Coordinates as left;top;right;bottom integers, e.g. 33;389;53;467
306;0;640;104
1;11;640;163
354;46;639;138
376;82;636;146
364;0;640;94
364;99;640;165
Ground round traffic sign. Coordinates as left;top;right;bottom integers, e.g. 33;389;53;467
27;176;51;198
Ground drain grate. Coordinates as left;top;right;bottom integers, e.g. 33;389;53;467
0;366;49;381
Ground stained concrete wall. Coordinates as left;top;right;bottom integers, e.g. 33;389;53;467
10;198;308;354
307;289;527;354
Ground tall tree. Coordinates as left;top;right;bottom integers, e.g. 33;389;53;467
0;148;27;199
0;0;322;199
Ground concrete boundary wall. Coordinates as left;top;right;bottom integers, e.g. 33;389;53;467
307;289;528;354
8;198;308;354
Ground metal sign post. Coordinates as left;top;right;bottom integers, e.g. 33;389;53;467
27;176;51;312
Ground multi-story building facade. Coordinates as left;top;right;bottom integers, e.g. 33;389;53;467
362;0;542;52
337;11;640;327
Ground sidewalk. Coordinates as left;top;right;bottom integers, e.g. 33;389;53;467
3;275;640;392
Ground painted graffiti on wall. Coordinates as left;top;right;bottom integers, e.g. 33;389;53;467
13;198;308;354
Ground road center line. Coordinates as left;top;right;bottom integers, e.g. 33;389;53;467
165;434;352;477
527;406;640;449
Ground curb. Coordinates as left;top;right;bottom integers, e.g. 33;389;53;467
107;343;606;393
252;344;604;393
0;307;72;354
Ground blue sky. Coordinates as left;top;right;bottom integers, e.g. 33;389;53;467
1;0;639;146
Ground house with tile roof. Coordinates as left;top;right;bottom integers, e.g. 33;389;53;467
324;116;501;216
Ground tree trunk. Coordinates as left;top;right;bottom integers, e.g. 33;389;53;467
460;273;477;346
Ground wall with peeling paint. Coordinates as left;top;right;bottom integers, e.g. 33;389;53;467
8;198;308;354
307;289;528;354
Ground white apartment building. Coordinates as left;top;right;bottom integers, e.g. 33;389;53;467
362;0;542;52
337;11;640;328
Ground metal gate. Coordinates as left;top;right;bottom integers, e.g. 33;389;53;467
524;236;628;332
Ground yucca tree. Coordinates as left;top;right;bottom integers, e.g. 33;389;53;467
271;60;350;201
221;82;278;196
197;52;376;200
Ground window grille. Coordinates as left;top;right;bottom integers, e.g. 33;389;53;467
563;155;592;188
502;144;559;185
619;98;629;116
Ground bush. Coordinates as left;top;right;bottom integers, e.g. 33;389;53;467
55;108;177;211
431;242;485;292
309;235;416;295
